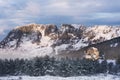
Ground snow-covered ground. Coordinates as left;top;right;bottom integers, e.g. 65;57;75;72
0;74;120;80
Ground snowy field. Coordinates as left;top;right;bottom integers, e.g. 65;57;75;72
0;74;120;80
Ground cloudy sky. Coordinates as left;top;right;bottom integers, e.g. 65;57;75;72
0;0;120;40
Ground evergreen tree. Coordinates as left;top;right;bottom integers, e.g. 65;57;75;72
0;55;120;77
33;57;45;76
3;59;12;75
58;59;70;77
0;59;4;76
14;58;26;75
24;59;34;76
108;62;114;74
44;56;56;76
93;60;101;73
80;59;95;75
99;60;108;73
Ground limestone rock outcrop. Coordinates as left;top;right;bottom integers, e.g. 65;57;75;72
85;47;99;60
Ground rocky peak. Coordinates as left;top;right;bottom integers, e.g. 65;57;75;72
15;24;58;36
0;24;58;48
1;24;120;50
58;24;85;40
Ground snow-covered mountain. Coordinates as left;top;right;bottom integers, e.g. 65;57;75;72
0;24;120;59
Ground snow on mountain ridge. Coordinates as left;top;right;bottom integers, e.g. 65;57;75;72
0;24;120;59
83;25;120;44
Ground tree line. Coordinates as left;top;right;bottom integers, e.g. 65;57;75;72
0;56;120;77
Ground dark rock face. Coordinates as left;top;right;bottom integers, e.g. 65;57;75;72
55;24;85;46
0;30;23;48
86;37;120;59
57;37;120;60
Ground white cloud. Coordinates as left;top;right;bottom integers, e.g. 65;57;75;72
0;0;120;29
16;1;41;17
0;28;5;35
93;13;120;18
0;24;8;35
0;0;10;6
0;19;15;35
35;0;104;17
9;1;41;25
24;1;41;16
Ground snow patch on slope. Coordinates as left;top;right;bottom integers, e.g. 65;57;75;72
85;25;120;43
0;47;54;59
72;39;88;50
0;37;54;59
55;44;71;54
110;43;118;47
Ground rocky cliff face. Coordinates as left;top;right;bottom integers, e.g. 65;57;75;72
0;24;120;59
0;24;58;48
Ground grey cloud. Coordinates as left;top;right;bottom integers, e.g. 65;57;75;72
0;0;120;29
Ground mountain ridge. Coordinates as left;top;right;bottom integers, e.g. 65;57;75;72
0;24;120;59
